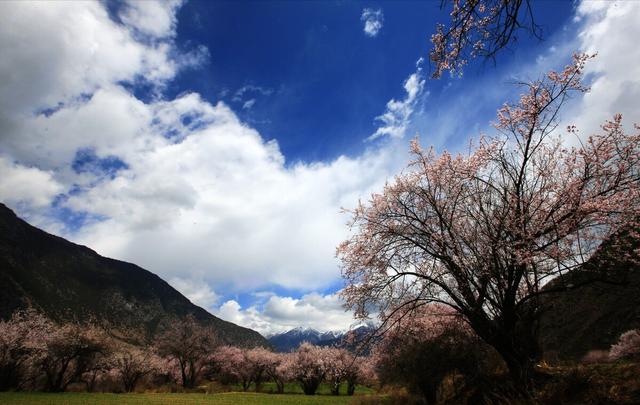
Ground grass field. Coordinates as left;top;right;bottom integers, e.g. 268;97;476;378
0;383;380;405
225;382;376;396
0;392;376;405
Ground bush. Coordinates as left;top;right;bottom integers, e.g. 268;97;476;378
609;329;640;361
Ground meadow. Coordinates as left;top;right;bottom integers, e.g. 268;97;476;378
0;392;365;405
0;383;380;405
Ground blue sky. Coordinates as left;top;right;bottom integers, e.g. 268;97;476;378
1;0;638;335
146;0;574;161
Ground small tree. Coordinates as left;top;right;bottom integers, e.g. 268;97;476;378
0;309;50;390
33;323;108;392
214;346;253;391
244;347;273;392
338;54;640;387
609;329;640;361
345;356;376;396
110;346;157;392
290;343;327;395
324;347;347;395
156;315;218;389
264;352;293;394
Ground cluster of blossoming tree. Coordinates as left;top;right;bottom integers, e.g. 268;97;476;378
0;311;376;395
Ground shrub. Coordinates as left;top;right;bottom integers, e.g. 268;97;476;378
609;329;640;361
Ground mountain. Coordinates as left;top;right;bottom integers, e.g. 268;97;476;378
539;229;640;360
0;203;267;347
268;327;334;352
268;324;377;352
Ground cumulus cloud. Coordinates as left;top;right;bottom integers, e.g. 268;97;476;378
119;0;183;39
361;8;384;37
569;0;640;134
170;277;220;309
213;292;357;335
0;157;63;209
0;1;179;121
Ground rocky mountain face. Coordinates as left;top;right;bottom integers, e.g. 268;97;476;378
0;203;267;347
539;228;640;360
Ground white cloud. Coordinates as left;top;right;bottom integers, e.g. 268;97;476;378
213;292;357;335
62;106;396;292
242;99;256;109
0;1;179;121
361;8;384;37
367;70;426;141
570;0;640;134
0;157;63;209
170;277;220;309
119;0;183;39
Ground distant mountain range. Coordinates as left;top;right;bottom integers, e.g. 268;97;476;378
0;203;267;347
268;324;376;352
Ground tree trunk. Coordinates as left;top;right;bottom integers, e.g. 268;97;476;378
488;326;540;392
301;379;320;395
347;380;356;396
471;309;541;391
330;379;340;395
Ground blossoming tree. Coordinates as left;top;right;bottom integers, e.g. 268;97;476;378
430;0;541;78
338;54;640;386
156;315;218;389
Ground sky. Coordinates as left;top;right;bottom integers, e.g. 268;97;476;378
1;0;639;336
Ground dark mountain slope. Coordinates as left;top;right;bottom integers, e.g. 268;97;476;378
539;230;640;360
0;203;267;347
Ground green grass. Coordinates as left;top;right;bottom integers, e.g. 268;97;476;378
0;392;372;405
226;382;376;396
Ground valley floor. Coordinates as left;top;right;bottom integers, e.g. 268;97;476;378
0;392;373;405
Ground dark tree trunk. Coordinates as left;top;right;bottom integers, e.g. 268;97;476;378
419;381;438;404
469;307;541;391
300;379;321;395
330;379;340;395
347;380;356;396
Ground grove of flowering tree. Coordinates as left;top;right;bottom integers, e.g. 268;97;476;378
338;54;640;386
0;308;376;394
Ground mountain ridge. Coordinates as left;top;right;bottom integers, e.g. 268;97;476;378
268;324;375;352
0;203;267;348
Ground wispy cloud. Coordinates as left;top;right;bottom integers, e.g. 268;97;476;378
242;99;256;110
232;85;273;102
367;58;426;141
361;8;384;37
